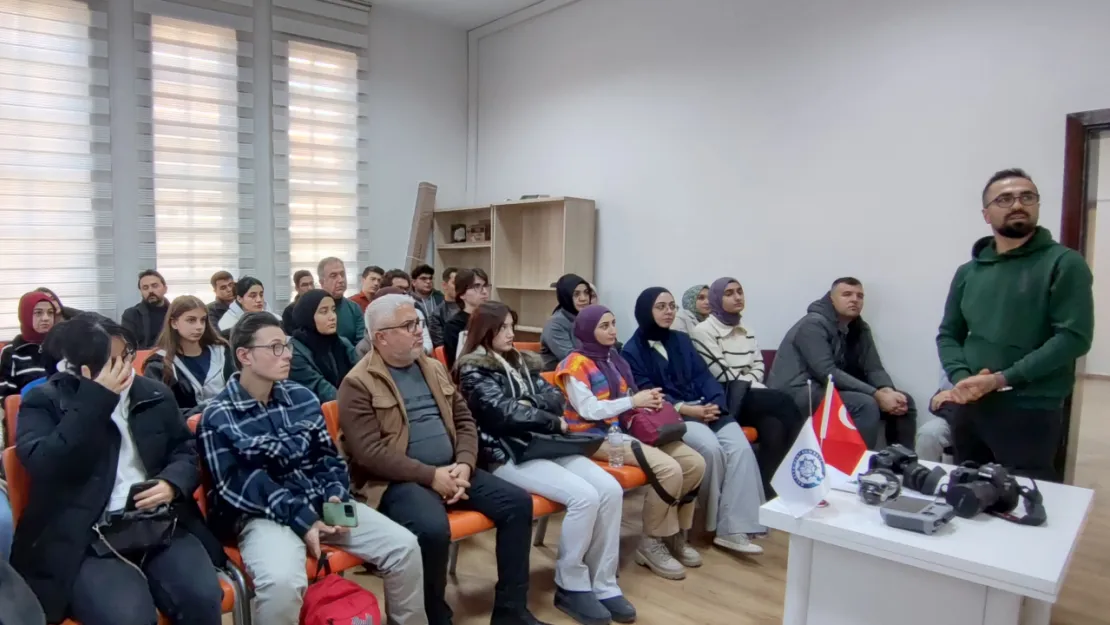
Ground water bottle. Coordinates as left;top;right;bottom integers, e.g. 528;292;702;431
607;423;624;468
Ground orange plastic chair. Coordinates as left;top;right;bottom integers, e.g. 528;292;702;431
4;394;19;446
433;346;447;367
320;401;340;441
743;427;758;443
513;342;541;353
540;371;557;386
132;349;155;373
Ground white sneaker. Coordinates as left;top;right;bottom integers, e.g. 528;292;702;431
714;534;764;555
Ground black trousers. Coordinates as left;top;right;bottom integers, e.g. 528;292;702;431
379;469;534;625
952;402;1063;482
734;387;804;494
69;532;223;625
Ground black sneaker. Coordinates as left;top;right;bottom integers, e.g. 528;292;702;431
554;587;612;625
600;595;636;623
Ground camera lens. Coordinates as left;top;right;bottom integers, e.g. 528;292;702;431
946;482;999;518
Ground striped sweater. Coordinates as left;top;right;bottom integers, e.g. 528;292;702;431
554;352;627;433
0;337;46;400
689;315;765;386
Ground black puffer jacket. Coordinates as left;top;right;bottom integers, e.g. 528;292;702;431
457;349;565;465
11;373;224;624
0;337;47;399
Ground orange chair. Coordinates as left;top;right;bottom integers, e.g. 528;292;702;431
4;394;19;447
132;349;155;373
513;342;541;353
433;345;447;367
2;447;246;625
320;401;340;441
540;371;557;386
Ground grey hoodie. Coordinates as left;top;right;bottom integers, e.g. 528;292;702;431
767;294;894;405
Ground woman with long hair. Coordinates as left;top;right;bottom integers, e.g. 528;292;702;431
217;276;279;333
143;296;234;416
289;289;359;402
456;302;634;625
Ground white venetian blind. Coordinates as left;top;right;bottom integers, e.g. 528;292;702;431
0;0;113;337
273;38;361;300
136;8;254;300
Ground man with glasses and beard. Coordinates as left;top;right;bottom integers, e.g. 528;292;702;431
937;168;1093;481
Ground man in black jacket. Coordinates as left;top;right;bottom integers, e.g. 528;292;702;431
121;269;169;350
768;277;915;449
11;314;224;625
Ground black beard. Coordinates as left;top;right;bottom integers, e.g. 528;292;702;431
996;221;1036;239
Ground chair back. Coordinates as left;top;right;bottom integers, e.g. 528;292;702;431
133;349;155;373
3;395;20;447
433;346;447;367
513;342;541;353
761;349;777;378
187;413;201;434
540;371;557;386
3;447;29;525
321;401;340;442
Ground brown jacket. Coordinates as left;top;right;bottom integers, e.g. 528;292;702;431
337;349;478;507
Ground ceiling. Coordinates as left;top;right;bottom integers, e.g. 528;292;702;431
371;0;544;29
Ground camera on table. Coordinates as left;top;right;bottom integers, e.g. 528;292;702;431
944;462;1021;519
867;444;946;496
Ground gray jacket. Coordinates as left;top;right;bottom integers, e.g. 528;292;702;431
429;300;459;348
540;310;576;371
767;294;894;403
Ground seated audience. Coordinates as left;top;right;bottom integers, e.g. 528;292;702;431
443;268;490;369
411;264;445;323
457;302;634;625
198;312;424;625
672;284;709;334
13;314;223;625
623;288;766;555
218;276;279;333
339;294;546;625
206;270;236;328
690;278;803;491
540;274;594;371
0;291;56;399
143;295;235;417
121;269;169;349
318;257;366;346
383;270;433;353
350;265;384;312
281;269;315;333
916;369;955;462
556;305;705;581
34;287;83;321
767;277;916;449
428;266;459;348
289;289;359;402
355;286;405;358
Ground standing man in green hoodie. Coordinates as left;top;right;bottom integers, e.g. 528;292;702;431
937;168;1093;481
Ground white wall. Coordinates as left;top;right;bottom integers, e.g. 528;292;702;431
368;5;468;268
472;0;1110;409
1086;136;1110;374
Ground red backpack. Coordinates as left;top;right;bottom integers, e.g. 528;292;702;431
299;555;381;625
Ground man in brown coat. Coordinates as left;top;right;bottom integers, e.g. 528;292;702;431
338;293;548;625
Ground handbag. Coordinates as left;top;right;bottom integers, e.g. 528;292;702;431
621;402;686;448
91;505;178;557
517;432;605;463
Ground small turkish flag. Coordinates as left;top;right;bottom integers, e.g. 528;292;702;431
810;376;868;476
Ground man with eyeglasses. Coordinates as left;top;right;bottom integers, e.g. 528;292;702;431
198;312;426;625
443;268;491;369
338;294;546;625
937;168;1093;481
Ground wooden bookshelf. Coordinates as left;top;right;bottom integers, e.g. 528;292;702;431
432;196;596;334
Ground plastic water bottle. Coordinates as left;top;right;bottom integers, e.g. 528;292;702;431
607;423;624;468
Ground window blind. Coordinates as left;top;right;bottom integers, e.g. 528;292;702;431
0;0;113;337
271;0;369;305
135;3;254;301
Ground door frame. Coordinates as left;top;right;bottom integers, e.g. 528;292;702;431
1058;108;1110;483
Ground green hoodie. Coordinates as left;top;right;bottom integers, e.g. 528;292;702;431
936;227;1093;409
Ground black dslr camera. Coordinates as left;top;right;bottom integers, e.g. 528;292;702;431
944;462;1021;519
868;444;946;496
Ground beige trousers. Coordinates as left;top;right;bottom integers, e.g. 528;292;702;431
593;440;706;537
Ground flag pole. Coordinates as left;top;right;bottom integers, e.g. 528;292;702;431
818;374;835;443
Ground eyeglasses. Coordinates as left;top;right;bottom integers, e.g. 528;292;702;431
653;302;677;312
379;318;424;334
247;341;292;357
988;192;1039;209
470;283;491;293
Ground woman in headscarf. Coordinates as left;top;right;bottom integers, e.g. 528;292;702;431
555;305;706;583
0;292;58;399
288;289;359;402
689;278;803;492
34;287;83;321
671;285;709;334
540;274;594;371
621;287;766;556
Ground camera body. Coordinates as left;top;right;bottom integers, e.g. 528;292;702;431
944;462;1021;519
868;444;946;496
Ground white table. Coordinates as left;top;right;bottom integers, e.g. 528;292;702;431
759;466;1094;625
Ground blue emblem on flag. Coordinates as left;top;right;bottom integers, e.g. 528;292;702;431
791;448;826;489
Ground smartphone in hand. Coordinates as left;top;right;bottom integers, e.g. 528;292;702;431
124;479;161;512
321;501;359;528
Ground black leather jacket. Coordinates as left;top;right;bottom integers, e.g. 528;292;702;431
456;349;565;465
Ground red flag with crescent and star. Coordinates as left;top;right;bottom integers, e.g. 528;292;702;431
810;376;868;476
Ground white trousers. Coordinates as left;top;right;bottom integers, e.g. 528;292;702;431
683;420;766;538
493;454;624;599
238;502;425;625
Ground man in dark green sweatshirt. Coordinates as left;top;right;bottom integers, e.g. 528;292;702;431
936;168;1093;481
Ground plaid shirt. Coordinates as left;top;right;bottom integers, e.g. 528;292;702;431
198;373;349;537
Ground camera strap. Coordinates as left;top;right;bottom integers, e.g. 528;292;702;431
991;480;1047;527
